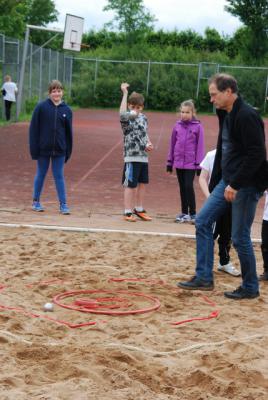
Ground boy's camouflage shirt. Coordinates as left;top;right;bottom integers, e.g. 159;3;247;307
120;112;149;162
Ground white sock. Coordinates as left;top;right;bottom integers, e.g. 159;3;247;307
135;206;144;212
125;209;132;214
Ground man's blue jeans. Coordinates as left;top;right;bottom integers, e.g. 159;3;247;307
195;179;262;293
33;156;66;204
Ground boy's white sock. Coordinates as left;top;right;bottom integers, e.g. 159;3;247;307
124;209;132;214
135;206;144;212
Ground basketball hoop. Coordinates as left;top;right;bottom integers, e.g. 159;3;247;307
63;14;84;52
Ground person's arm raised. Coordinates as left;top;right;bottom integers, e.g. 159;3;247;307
120;82;129;114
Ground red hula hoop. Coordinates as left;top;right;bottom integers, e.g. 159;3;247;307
53;289;161;316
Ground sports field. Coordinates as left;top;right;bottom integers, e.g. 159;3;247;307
0;109;267;234
0;109;268;399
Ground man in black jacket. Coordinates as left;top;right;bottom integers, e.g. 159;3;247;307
177;73;266;299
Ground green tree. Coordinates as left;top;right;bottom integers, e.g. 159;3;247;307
203;28;225;52
225;0;268;60
103;0;156;45
0;0;58;41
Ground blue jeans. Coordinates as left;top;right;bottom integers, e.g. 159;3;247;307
195;179;262;293
33;156;67;204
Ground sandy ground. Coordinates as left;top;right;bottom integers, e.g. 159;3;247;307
0;226;268;400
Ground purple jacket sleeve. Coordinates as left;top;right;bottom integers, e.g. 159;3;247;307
167;125;177;166
195;123;205;167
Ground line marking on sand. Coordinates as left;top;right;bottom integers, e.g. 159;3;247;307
0;222;261;242
71;139;122;191
0;330;32;345
105;334;267;356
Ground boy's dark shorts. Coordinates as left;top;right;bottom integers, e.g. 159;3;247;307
122;162;149;188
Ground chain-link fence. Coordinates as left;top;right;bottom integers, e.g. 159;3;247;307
71;57;268;113
1;33;268;121
0;34;72;120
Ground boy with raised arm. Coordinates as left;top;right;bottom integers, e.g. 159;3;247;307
120;82;153;222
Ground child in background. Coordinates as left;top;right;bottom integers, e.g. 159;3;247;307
167;100;204;223
29;80;73;214
199;149;240;276
1;75;18;121
120;82;153;222
259;191;268;281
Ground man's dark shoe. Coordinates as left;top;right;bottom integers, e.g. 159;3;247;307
224;286;260;300
177;276;214;291
258;271;268;281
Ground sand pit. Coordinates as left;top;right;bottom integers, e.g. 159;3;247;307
0;226;268;399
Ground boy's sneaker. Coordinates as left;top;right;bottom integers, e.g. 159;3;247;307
175;213;190;223
32;201;44;212
133;208;152;221
124;212;136;222
218;262;241;277
60;203;70;215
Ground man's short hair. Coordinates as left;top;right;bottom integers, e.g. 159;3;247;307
128;91;144;106
48;79;63;93
208;73;238;93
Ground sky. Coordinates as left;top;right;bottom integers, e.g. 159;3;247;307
51;0;242;37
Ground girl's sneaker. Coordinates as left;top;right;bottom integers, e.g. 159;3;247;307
175;213;190;223
124;212;136;222
32;201;44;212
60;203;70;215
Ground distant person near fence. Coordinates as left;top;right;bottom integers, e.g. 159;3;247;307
1;75;18;121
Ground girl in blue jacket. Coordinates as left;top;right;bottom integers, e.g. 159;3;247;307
29;80;73;214
167;99;204;223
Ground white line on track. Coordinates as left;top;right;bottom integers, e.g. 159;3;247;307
0;222;261;242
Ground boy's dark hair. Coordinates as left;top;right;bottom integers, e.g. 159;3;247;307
128;91;144;106
208;73;238;93
48;79;63;93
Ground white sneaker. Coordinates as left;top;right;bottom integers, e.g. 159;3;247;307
218;262;241;277
175;213;191;223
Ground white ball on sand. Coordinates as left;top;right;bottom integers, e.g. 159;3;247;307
43;302;54;312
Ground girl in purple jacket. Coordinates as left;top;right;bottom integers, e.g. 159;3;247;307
167;100;204;223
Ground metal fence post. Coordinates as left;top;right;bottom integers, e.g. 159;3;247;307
264;74;268;113
39;47;43;101
146;60;151;97
48;49;51;83
56;51;59;80
196;63;201;98
29;42;32;98
17;26;30;119
69;57;73;98
94;58;98;97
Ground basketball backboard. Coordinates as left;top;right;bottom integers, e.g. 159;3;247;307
63;14;84;52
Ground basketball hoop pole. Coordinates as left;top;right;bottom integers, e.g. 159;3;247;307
16;24;64;121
